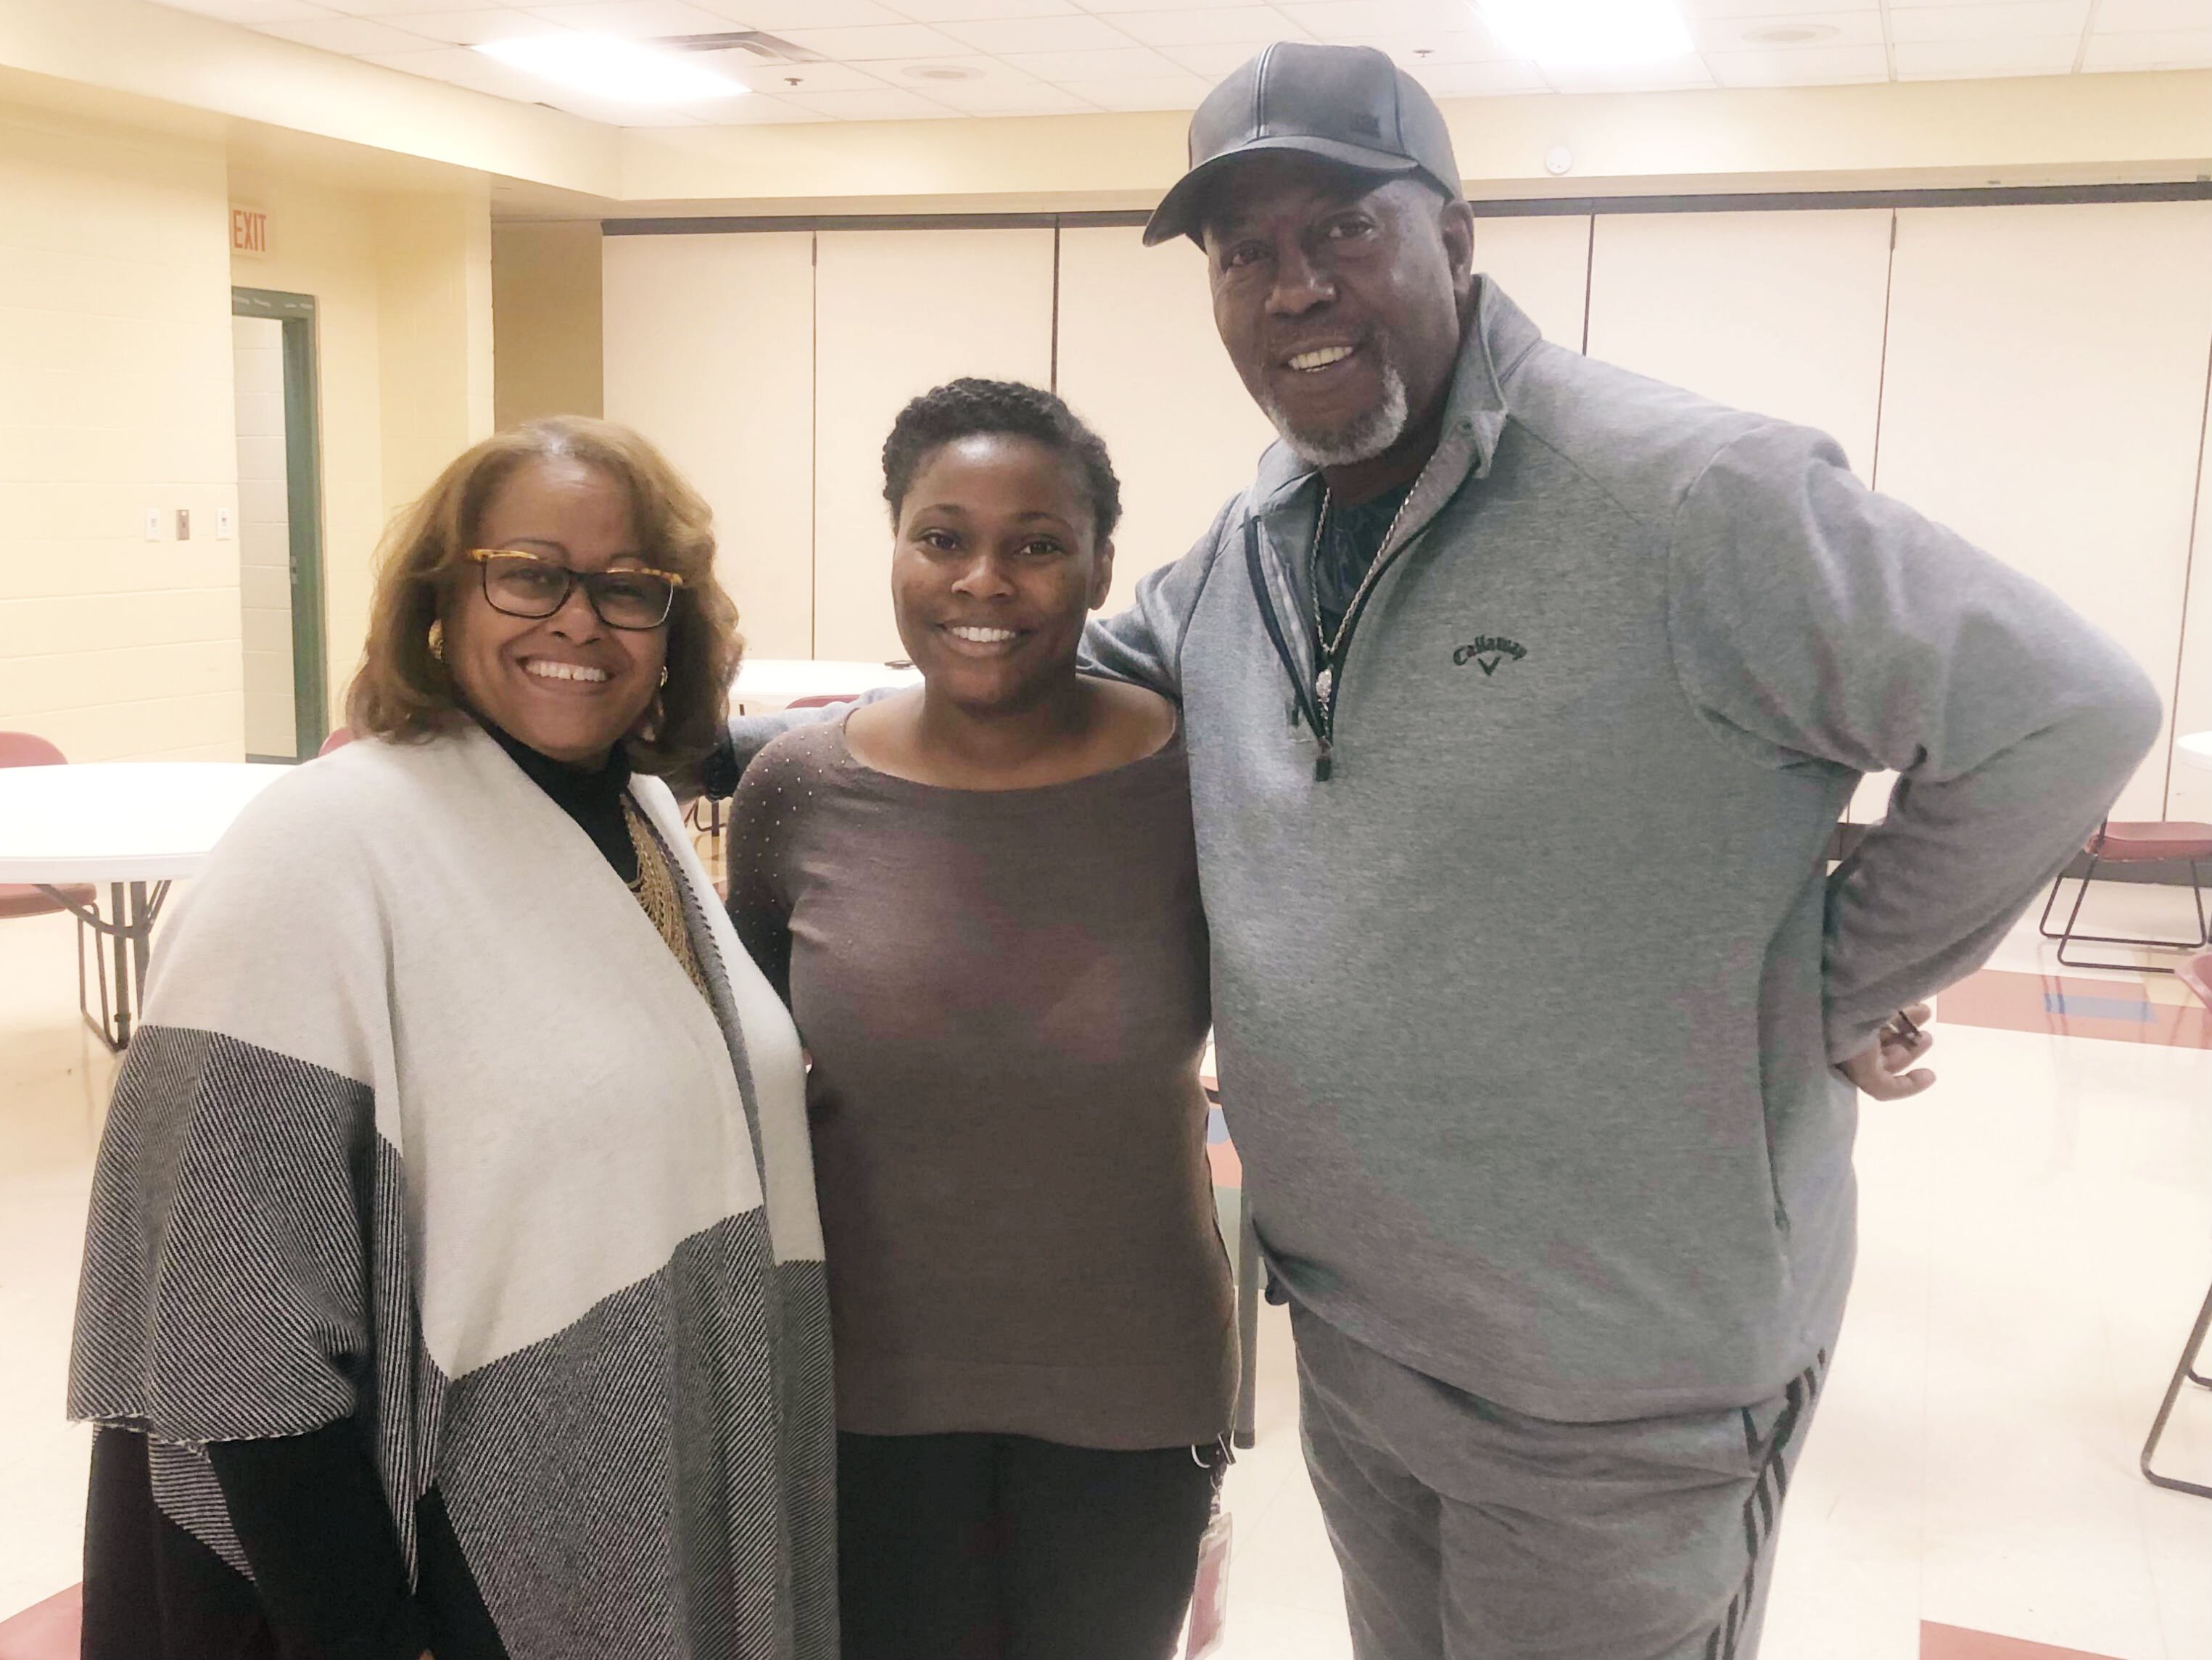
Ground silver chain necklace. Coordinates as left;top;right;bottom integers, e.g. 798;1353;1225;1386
1310;461;1432;711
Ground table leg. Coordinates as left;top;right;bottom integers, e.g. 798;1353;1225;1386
40;880;166;1053
109;883;132;1049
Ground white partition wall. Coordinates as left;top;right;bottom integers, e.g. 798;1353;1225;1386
603;231;816;658
1874;202;2212;819
812;228;1056;663
1055;226;1280;608
1585;209;1894;476
1471;213;1592;352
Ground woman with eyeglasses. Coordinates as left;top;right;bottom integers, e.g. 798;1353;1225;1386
724;380;1234;1660
70;417;834;1660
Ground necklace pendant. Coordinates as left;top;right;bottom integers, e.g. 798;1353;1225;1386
1315;664;1333;704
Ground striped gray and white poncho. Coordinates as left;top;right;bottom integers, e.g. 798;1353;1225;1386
68;725;835;1659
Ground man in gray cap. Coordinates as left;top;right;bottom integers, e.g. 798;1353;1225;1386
710;41;2160;1659
1078;40;2159;1660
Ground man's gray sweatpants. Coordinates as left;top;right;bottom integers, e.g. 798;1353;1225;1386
1290;1304;1828;1660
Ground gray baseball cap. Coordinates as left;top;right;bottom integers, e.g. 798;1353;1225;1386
1143;43;1463;248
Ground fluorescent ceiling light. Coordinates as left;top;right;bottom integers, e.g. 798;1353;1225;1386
1478;0;1693;67
473;34;746;104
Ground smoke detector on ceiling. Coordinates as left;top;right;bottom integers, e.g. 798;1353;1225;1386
1741;22;1841;44
904;63;985;82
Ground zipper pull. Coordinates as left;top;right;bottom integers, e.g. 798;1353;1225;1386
1314;736;1332;782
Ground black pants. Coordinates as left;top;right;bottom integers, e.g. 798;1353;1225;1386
837;1430;1218;1660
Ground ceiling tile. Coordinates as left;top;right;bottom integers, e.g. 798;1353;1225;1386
1538;52;1719;92
933;12;1135;48
909;76;1105;112
773;21;978;57
1886;1;2090;42
387;9;579;44
319;0;500;15
1891;34;2080;74
883;0;1083;17
1158;38;1293;72
1107;5;1308;45
689;0;909;25
1406;56;1549;92
703;57;895;92
1076;70;1216;106
1355;25;1519;61
357;42;545;89
687;96;836;122
1676;0;1882;17
1069;0;1279;10
2081;25;2212;68
1276;0;1485;38
1704;41;1891;82
999;42;1181;75
777;84;962;116
257;12;447;49
521;0;739;36
2092;0;2212;29
156;0;338;20
1693;10;1884;51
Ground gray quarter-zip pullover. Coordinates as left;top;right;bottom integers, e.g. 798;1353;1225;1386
1079;278;2161;1420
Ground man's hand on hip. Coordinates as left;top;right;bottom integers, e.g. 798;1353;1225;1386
1836;1003;1936;1099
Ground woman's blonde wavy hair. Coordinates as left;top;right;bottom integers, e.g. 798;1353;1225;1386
345;416;741;776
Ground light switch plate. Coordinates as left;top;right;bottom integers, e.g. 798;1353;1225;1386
144;508;161;541
175;508;191;540
217;507;234;540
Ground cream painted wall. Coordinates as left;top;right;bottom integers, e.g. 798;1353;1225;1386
812;228;1056;664
1873;201;2212;822
0;102;240;762
1585;210;1894;475
494;221;603;431
378;188;495;516
1471;215;1593;352
1055;227;1278;608
2163;420;2212;823
602;231;817;661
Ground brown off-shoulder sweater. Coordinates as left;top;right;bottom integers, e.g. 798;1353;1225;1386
725;715;1234;1452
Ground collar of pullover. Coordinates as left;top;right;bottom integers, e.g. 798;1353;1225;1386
1250;275;1537;531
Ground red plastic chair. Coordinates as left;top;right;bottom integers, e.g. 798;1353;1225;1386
0;733;96;923
317;725;354;756
2037;818;2212;971
2142;947;2212;1500
0;1582;81;1660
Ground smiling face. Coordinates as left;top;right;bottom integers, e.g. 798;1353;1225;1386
890;433;1113;714
1202;154;1474;468
443;455;669;768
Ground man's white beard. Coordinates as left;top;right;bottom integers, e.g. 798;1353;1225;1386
1260;359;1411;468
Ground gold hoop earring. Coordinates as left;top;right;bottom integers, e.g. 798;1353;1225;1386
658;665;669;687
427;619;446;661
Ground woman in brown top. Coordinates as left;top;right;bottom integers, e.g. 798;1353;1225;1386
725;380;1234;1660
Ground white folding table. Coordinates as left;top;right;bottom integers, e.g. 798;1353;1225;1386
2176;731;2212;775
0;761;290;1049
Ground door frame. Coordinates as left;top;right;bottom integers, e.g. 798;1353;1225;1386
231;286;329;758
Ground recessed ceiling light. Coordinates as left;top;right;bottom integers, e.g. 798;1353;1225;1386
1742;22;1840;45
474;34;747;103
903;63;984;82
1477;0;1693;68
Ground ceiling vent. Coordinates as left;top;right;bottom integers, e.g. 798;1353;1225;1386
656;30;828;63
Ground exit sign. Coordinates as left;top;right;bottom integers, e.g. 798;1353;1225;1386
231;206;268;256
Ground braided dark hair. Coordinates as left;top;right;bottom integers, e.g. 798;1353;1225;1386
882;378;1122;543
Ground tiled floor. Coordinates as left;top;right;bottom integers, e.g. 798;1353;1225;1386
3;875;2210;1658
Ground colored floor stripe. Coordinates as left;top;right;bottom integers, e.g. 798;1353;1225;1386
1937;970;2212;1047
1920;1619;2124;1660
